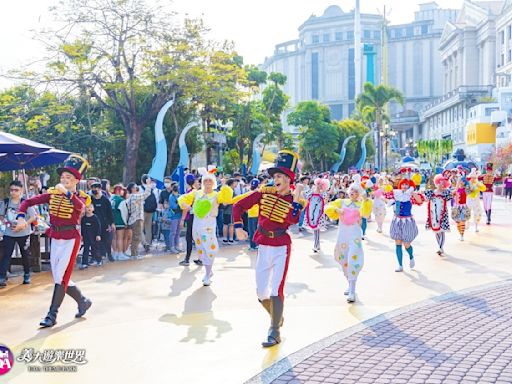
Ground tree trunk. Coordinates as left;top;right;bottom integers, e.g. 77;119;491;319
123;119;143;184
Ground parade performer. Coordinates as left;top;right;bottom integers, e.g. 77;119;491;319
305;177;329;253
233;150;306;348
372;178;387;233
15;155;92;328
178;166;232;286
481;163;498;225
466;168;485;232
425;174;453;256
452;176;471;241
384;179;424;272
325;183;364;303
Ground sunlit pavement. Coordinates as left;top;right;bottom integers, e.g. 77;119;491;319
1;197;511;384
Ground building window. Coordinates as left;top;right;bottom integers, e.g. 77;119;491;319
323;33;330;43
501;30;505;45
329;104;343;120
508;50;511;63
393;29;402;38
421;24;429;34
348;48;355;100
508;25;512;40
373;30;381;39
312;52;319;99
312;34;320;44
406;26;414;37
335;31;343;41
501;53;505;67
347;31;354;40
364;30;371;39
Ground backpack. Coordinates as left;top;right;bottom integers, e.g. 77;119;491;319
144;190;158;213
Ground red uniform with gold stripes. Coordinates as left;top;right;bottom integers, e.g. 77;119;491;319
19;189;91;289
233;186;304;247
233;186;305;300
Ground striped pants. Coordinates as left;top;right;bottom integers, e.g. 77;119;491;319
390;216;418;244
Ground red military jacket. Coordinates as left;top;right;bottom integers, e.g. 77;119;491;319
19;188;91;240
479;173;500;193
233;186;306;246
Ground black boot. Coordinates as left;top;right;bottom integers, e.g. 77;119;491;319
66;285;92;318
487;209;492;224
259;298;284;326
262;296;284;348
39;284;65;328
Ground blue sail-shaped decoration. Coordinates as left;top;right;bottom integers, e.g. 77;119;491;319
354;130;374;170
178;121;199;168
331;135;356;173
250;133;265;175
148;97;175;184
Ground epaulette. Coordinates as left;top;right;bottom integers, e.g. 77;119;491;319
259;186;277;194
47;187;61;194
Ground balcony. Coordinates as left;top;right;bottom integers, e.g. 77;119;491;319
421;85;494;120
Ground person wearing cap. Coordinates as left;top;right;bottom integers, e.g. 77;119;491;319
90;181;115;262
14;154;93;328
384;178;425;272
480;163;499;225
233;150;307;348
425;174;453;256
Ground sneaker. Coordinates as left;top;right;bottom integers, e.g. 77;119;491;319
179;260;190;266
409;258;415;269
93;260;103;267
79;264;89;270
175;248;184;253
222;239;229;244
459;236;464;241
347;293;355;303
117;254;131;261
228;240;234;245
107;254;115;262
136;254;144;260
144;244;151;252
124;251;132;257
193;259;203;266
395;266;404;272
169;248;179;254
313;248;320;253
23;273;31;284
0;278;7;287
202;272;213;286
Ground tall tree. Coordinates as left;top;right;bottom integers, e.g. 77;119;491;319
288;101;339;171
15;0;213;183
355;82;404;168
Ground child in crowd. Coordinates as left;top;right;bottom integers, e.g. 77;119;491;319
80;204;102;269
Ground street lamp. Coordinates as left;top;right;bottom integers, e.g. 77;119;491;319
380;124;396;172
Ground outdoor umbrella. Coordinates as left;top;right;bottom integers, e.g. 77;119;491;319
0;131;52;154
0;149;71;172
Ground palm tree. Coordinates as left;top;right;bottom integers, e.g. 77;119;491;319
355;82;404;169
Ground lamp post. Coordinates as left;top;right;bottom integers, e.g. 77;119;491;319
380;123;396;172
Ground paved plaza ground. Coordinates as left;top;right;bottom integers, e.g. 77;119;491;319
1;197;511;384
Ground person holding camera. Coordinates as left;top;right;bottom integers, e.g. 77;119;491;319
0;181;37;287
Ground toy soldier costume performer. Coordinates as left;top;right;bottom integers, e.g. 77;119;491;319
233;150;306;348
481;162;498;225
16;155;92;328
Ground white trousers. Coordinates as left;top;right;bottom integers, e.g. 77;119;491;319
50;238;80;287
255;244;290;300
482;192;493;211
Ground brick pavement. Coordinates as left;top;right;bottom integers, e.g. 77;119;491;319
268;282;512;384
